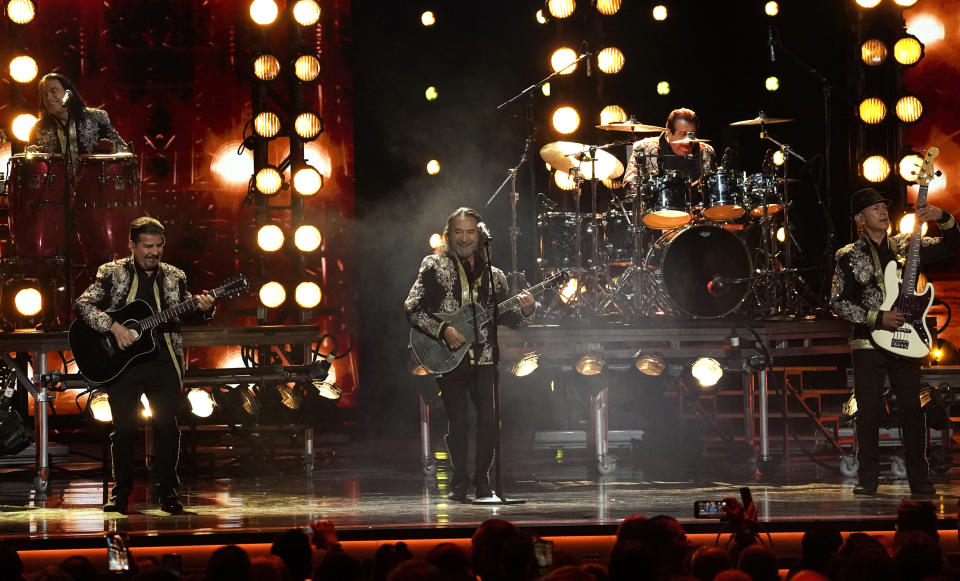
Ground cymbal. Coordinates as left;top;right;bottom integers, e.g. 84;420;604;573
669;137;711;145
596;121;667;133
539;141;625;180
730;114;795;126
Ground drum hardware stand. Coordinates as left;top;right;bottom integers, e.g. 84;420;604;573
485;138;530;296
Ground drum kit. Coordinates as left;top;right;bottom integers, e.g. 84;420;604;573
0;149;142;327
535;113;813;320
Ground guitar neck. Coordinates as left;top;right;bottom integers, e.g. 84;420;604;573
140;298;200;331
477;274;563;327
902;184;928;293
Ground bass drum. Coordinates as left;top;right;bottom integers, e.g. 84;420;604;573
645;224;752;318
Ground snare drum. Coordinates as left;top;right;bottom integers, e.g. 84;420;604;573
537;211;599;270
639;171;691;229
645;224;752;318
74;153;141;264
745;172;783;217
700;169;746;221
5;154;68;259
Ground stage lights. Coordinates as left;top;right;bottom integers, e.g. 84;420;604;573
772;150;785;166
597;47;624;74
277;383;303;410
429;233;443;250
8;55;37;83
652;5;667;21
860;39;887;66
255;167;283;195
657;81;670;95
421;11;435;26
776;227;786;243
511;352;541;377
552;106;580;134
88;391;113;423
140;394;152;418
899;154;922;182
293;166;322;196
894;0;918;5
855;0;881;7
575;352;605;376
690;357;723;389
254;54;281;81
292;0;321;26
294;112;323;140
858;98;887;124
294;55;321;82
259;281;286;308
249;0;279;25
893;36;923;66
550;47;578;75
634;351;666;376
862;155;891;182
895;95;923;123
764;1;779;16
6;0;36;24
254;111;282;138
13;287;41;317
547;0;575;19
426;160;441;175
186;388;217;418
600;105;627;125
541;83;551;97
425;86;438;101
257;224;284;252
536;9;547;24
898;213;928;236
596;0;620;15
295;281;322;309
295;225;322;252
559;276;578;303
765;76;779;92
554;171;576;191
313;378;342;401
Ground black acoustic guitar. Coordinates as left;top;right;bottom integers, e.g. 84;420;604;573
69;275;248;384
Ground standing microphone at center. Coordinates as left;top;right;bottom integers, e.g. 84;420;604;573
477;222;493;241
767;26;776;63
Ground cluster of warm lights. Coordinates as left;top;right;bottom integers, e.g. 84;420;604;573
259;280;323;309
765;76;779;92
857;0;918;7
6;1;38;86
251;0;320;26
257;224;322;253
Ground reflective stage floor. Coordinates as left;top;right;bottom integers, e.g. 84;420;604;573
1;438;958;547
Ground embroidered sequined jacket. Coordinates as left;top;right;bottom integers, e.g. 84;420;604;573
75;257;214;378
623;133;716;190
28;108;128;155
404;252;533;368
830;213;958;349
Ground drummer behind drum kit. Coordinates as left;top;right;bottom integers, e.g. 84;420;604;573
537;114;809;320
0;150;142;327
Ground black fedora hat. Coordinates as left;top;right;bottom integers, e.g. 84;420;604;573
850;187;891;216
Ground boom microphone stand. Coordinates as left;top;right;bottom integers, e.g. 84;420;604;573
475;234;524;505
485;138;530;296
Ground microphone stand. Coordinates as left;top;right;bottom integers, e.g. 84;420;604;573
474;237;524;505
485;137;530;296
61;107;75;331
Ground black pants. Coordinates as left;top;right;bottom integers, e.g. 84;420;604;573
438;360;495;490
107;358;182;496
852;348;928;486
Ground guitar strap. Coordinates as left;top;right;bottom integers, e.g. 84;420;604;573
866;240;886;300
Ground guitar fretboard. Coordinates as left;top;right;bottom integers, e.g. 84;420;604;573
476;273;566;327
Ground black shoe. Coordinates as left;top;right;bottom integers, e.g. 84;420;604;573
474;483;494;500
158;493;185;514
853;482;878;496
103;495;130;515
447;486;468;503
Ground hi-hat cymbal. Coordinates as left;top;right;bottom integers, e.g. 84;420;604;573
669;137;711;145
596;121;667;133
540;141;625;180
730;114;795;126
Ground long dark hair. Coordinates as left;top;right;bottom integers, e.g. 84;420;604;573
36;73;88;130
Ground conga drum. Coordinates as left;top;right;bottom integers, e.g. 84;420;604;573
5;153;69;260
74;152;141;265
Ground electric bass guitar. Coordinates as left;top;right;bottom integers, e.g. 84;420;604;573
871;147;940;358
409;271;569;374
69;275;249;384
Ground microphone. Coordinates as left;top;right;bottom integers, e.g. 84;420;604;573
537;192;558;211
721;147;734;169
60;90;73;107
707;275;728;297
477;222;492;241
768;26;776;63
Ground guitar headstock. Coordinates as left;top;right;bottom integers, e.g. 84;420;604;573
214;275;250;300
916;147;940;187
548;270;571;287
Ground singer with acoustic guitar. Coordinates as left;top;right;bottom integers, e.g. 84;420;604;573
404;207;536;502
831;183;958;498
75;217;215;515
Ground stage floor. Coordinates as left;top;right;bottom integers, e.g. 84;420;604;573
1;440;957;546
